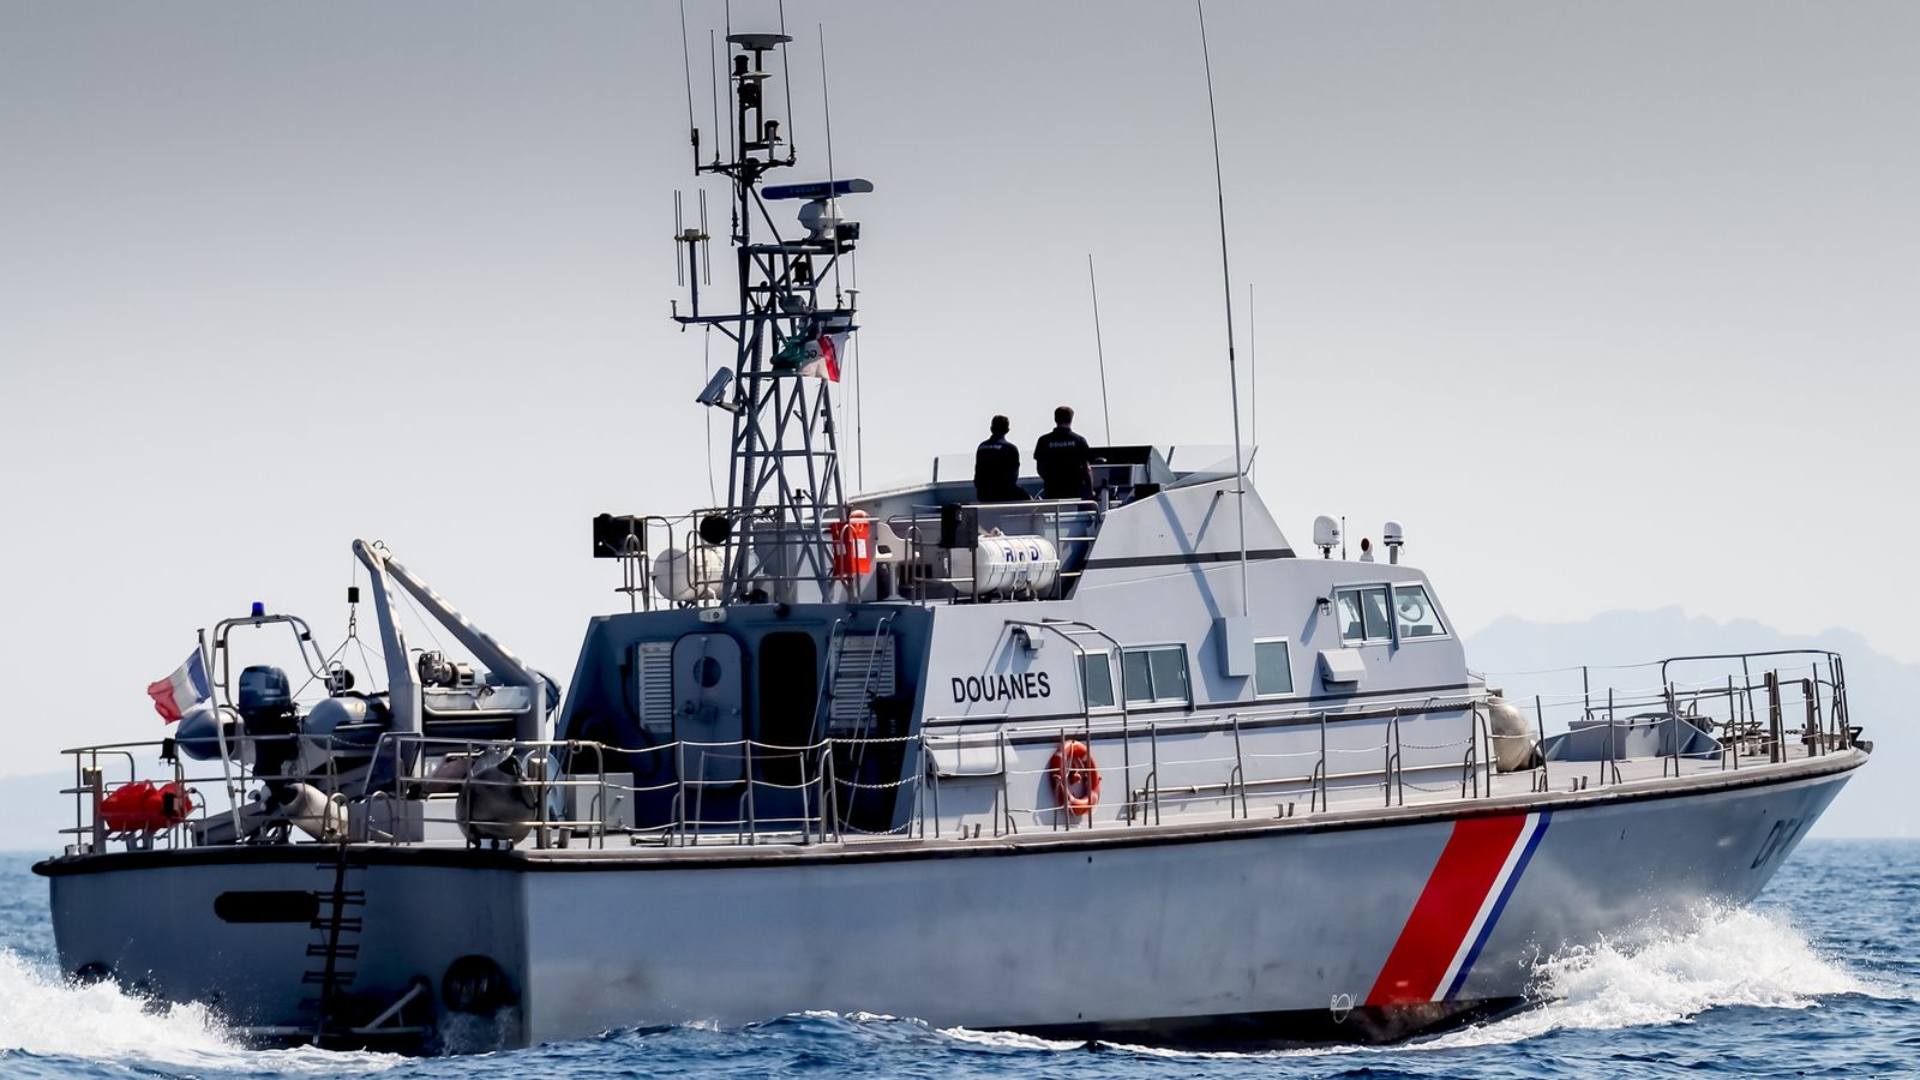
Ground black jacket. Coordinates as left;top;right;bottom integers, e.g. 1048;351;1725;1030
1033;427;1093;500
973;435;1022;502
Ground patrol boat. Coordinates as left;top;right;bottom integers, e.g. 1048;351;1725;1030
35;29;1868;1053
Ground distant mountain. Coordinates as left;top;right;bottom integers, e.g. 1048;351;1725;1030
1466;608;1914;839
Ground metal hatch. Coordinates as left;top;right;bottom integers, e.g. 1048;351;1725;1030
673;633;745;784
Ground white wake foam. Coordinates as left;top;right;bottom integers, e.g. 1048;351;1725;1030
0;948;396;1073
1425;904;1877;1049
1093;904;1878;1060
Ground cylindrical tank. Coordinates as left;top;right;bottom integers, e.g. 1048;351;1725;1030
958;534;1060;596
1488;695;1539;772
651;545;725;603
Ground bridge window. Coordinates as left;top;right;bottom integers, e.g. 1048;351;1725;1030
1254;639;1294;697
1078;652;1116;710
1392;584;1447;639
1334;586;1393;644
1122;645;1190;705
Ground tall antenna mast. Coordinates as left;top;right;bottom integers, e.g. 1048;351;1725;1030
1248;282;1257;483
1197;0;1250;618
673;26;873;605
1087;254;1113;444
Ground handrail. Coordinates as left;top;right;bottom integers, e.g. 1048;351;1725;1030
49;651;1859;857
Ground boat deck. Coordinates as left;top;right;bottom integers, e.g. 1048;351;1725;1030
49;649;1860;859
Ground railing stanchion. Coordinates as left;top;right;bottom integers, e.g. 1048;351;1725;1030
1727;675;1741;770
1229;713;1248;819
1318;712;1328;812
1533;694;1550;793
742;737;756;845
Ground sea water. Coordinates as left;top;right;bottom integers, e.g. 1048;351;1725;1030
2;842;1914;1079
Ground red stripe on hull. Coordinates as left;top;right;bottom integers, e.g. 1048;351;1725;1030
1365;813;1527;1006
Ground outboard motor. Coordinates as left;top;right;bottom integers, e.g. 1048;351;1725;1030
237;665;299;778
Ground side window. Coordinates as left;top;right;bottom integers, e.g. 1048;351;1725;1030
1254;639;1294;697
1392;584;1447;639
1122;650;1153;703
1148;647;1188;702
1361;587;1392;641
1121;645;1189;704
1079;652;1116;709
1334;586;1393;644
1335;590;1365;640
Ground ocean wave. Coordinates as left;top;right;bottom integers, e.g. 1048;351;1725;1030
1421;904;1881;1049
1084;903;1878;1061
0;948;396;1076
0;901;1882;1074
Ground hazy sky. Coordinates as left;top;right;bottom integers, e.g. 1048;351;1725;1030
2;1;1916;769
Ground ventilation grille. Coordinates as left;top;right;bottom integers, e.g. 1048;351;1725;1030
637;641;674;735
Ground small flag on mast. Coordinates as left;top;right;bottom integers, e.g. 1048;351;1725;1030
798;331;845;382
146;650;211;723
772;319;850;383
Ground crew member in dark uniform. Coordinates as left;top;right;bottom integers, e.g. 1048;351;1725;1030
972;415;1023;502
1033;405;1095;500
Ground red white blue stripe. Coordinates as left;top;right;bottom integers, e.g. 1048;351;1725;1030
1366;810;1551;1006
146;650;211;723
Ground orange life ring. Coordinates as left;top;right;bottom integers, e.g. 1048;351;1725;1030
1049;739;1101;816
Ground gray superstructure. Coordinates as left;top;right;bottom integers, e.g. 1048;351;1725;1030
35;28;1868;1054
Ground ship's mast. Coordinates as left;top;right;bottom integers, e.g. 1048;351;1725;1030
673;31;870;604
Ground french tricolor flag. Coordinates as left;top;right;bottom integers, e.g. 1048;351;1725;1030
146;650;211;723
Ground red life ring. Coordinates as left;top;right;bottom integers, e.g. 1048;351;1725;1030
1049;740;1101;816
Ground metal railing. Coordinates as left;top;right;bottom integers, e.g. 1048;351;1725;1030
884;499;1100;604
54;652;1858;856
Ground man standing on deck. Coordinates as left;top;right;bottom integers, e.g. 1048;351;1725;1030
973;415;1024;503
1034;405;1095;501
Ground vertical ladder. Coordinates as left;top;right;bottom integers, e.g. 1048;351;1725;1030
815;614;898;830
301;849;365;1046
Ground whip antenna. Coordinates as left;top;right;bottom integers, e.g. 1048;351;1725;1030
778;0;798;159
819;24;843;304
678;0;698;167
708;30;723;166
1088;254;1113;444
1197;0;1249;618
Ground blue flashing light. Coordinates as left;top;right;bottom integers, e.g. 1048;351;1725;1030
250;601;266;618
